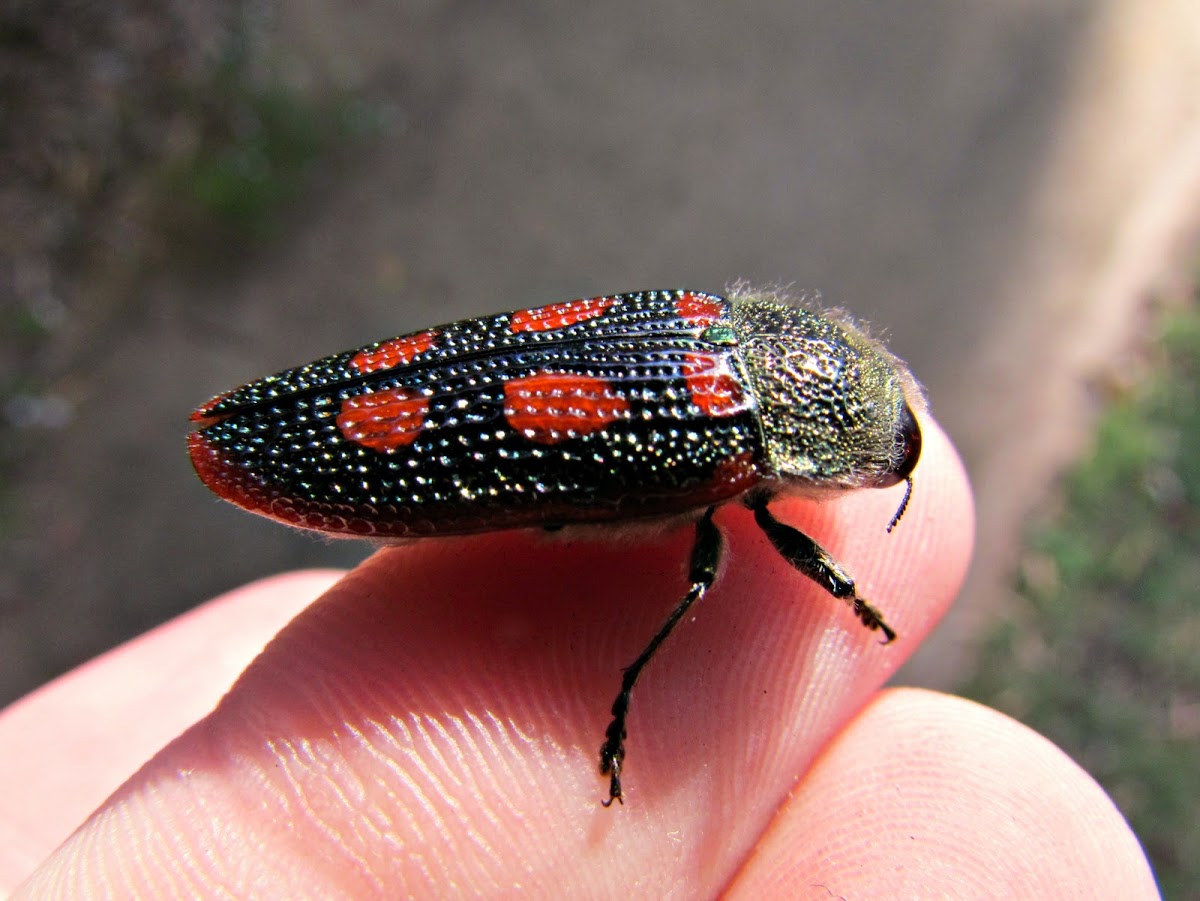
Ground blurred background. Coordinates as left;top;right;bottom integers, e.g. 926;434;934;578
3;1;1198;891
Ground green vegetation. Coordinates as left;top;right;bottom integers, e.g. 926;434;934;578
962;297;1200;898
161;59;375;246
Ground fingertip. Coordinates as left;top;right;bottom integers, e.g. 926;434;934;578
15;416;977;897
727;688;1156;898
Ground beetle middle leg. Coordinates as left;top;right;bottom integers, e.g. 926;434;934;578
598;506;722;806
750;498;896;642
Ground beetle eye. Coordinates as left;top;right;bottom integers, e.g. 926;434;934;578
876;402;922;488
894;402;921;480
877;403;922;532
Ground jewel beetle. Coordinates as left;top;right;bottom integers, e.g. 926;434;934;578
189;286;924;806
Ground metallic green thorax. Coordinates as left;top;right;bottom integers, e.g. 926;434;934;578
728;293;915;488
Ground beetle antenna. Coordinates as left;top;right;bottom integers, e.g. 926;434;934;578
886;477;913;533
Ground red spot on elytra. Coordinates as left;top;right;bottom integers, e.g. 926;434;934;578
709;452;760;494
510;297;614;333
336;387;430;450
682;353;748;417
350;330;438;374
504;371;631;444
674;292;724;325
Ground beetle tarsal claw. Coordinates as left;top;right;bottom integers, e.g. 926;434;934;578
853;596;897;643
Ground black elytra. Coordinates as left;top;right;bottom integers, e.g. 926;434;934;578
188;287;924;806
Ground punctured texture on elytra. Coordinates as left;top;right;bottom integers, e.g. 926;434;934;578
189;286;924;805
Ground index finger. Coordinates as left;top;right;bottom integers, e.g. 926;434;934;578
23;414;970;897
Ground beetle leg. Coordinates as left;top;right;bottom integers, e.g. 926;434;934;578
750;500;896;643
599;505;723;806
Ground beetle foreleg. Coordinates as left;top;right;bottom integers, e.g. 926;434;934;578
750;500;896;643
599;506;723;806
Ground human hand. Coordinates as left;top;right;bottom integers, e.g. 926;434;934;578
1;419;1157;896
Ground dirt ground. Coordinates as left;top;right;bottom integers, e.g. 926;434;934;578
2;1;1199;705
